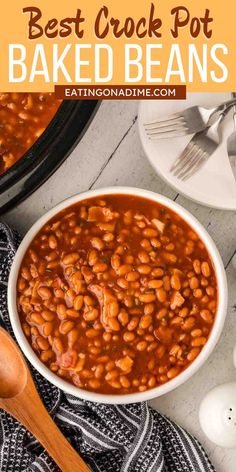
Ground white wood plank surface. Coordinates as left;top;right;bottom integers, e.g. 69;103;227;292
2;100;236;471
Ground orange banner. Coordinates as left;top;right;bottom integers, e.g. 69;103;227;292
0;0;235;92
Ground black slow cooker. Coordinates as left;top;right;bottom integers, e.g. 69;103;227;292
0;100;100;214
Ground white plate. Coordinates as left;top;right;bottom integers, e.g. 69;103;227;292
138;93;236;210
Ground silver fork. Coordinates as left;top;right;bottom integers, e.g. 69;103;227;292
144;98;236;140
227;93;236;181
170;105;233;181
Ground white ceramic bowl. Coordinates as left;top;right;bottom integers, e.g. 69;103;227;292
8;187;228;404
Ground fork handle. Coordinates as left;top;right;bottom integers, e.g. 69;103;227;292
233;112;236;130
231;93;236;128
209;103;235;141
210;99;236;127
212;98;236;116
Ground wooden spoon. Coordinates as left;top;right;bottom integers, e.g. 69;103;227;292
0;327;90;472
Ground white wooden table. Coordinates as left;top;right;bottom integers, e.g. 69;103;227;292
3;101;236;471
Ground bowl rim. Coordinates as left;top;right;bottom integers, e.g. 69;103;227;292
8;186;228;404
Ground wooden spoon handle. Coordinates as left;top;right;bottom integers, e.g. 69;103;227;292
27;408;90;472
0;328;90;471
2;392;90;472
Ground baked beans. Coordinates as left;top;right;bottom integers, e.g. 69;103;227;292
0;93;61;175
17;195;218;394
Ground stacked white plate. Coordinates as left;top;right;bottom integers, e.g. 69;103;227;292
139;92;236;210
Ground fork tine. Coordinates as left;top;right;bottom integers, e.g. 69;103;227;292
145;117;188;140
144;117;185;131
146;123;187;135
177;151;202;179
174;145;202;178
171;142;195;173
172;148;194;175
181;153;207;181
144;112;181;127
178;149;204;180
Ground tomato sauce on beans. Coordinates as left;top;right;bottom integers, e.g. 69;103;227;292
17;195;218;394
0;93;61;175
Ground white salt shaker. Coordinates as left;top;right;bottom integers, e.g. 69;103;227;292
199;382;236;448
199;348;236;448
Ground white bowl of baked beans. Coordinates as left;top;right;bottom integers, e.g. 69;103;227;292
8;187;228;404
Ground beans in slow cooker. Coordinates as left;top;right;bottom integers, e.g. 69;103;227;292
17;195;217;394
0;93;61;175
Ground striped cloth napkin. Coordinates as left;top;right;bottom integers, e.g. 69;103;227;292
0;223;215;472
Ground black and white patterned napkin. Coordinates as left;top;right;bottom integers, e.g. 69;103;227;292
0;222;215;472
